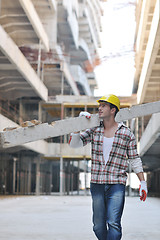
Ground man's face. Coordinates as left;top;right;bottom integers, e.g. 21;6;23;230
98;101;112;119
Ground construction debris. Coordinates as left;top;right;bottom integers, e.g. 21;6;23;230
20;119;41;127
0;101;160;148
3;127;18;132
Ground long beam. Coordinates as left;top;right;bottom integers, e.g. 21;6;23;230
0;101;160;148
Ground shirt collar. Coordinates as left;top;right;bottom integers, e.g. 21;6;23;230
100;120;126;129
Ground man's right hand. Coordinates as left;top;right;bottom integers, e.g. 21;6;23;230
79;111;91;119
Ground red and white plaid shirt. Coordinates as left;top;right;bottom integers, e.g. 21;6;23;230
80;122;143;185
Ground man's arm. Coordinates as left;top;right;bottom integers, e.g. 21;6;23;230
69;133;83;148
136;172;147;201
69;111;91;148
127;133;147;201
136;171;145;181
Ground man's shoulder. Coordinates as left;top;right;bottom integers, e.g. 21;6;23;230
89;125;102;133
81;125;101;135
117;122;134;136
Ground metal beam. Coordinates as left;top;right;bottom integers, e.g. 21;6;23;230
1;101;160;148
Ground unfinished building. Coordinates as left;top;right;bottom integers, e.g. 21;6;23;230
0;0;103;195
0;0;160;197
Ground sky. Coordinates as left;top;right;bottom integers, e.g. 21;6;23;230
94;0;136;97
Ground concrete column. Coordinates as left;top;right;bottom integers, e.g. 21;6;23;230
66;160;70;195
36;158;40;195
61;71;64;95
77;160;80;195
60;156;64;195
38;102;42;122
71;107;74;118
49;163;52;194
12;158;17;194
64;107;67;143
37;40;42;78
71;161;74;195
19;100;25;124
141;116;144;136
136;118;139;143
16;171;20;194
27;161;32;194
84;158;87;196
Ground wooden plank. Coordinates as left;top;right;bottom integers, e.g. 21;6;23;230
0;101;160;148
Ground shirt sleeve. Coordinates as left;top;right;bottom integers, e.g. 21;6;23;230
69;133;83;148
80;128;93;146
127;132;144;173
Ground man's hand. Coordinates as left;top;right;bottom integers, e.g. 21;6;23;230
79;111;91;119
139;181;147;201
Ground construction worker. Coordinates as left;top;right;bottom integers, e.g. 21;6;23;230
69;94;147;240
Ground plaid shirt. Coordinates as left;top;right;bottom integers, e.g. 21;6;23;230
80;122;143;185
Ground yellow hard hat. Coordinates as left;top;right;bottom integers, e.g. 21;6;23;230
97;94;120;111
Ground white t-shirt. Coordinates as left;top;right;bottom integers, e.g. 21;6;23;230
103;136;114;164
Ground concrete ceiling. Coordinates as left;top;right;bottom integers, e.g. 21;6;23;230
0;49;37;100
0;0;80;100
0;0;51;100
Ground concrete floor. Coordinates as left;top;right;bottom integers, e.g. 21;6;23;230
0;195;160;240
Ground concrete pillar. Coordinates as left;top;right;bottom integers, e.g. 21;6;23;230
16;170;20;194
60;156;64;195
61;71;64;95
64;107;67;143
19;100;25;124
71;161;74;195
37;40;42;78
77;160;80;195
66;160;70;195
36;158;41;195
84;158;87;196
38;102;42;122
71;107;74;118
12;158;17;194
141;116;144;136
27;161;32;194
136;117;139;143
49;163;52;194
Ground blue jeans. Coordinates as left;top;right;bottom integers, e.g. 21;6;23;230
90;183;125;240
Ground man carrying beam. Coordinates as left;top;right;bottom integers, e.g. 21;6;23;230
69;94;147;240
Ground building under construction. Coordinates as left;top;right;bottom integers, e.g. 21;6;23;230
0;0;104;195
0;0;160;197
